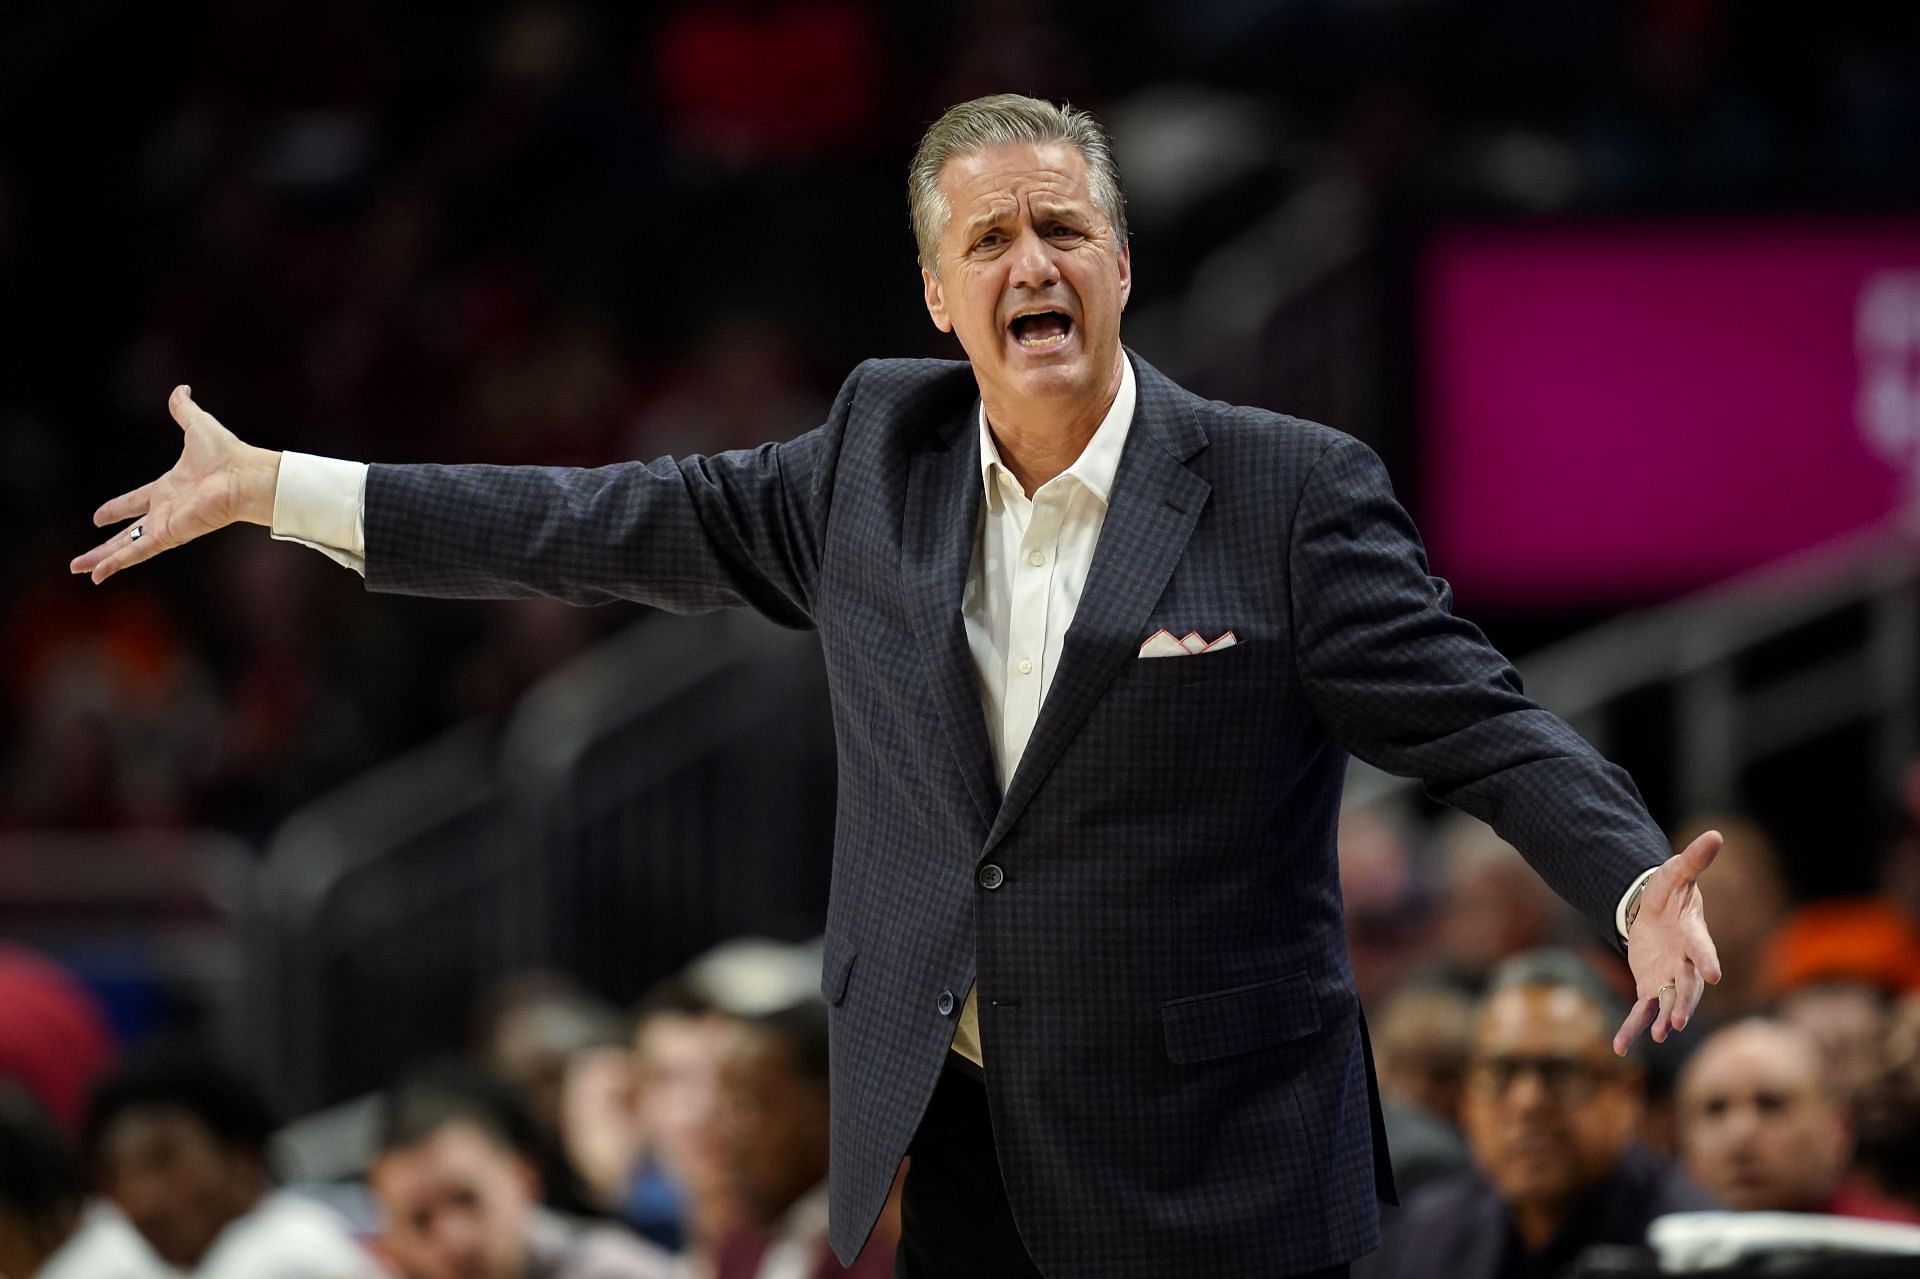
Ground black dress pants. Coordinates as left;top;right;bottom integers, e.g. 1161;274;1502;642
893;1055;1350;1279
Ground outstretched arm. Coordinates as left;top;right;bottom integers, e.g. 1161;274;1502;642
1289;434;1719;1051
70;385;281;584
74;365;865;625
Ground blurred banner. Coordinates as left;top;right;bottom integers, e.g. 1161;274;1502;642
1421;222;1920;605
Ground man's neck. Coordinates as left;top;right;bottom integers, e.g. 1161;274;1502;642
980;352;1125;496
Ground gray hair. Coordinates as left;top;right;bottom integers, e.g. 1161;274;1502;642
908;93;1129;274
1485;948;1629;1038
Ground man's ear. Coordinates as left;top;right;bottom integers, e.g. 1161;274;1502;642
1117;241;1133;313
922;268;953;334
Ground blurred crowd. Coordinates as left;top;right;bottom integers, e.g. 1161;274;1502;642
5;762;1920;1275
0;937;894;1278
4;0;1918;838
1345;756;1920;1275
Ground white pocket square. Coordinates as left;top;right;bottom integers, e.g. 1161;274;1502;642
1139;628;1238;658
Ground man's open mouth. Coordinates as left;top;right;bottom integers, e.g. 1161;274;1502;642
1008;311;1073;350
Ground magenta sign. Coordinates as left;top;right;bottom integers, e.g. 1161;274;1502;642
1421;223;1920;604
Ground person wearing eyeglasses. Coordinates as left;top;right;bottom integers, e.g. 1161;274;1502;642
1375;950;1713;1279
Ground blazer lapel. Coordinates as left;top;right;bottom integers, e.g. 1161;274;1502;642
901;404;1000;835
983;354;1210;854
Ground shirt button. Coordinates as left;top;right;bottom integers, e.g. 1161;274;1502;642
1017;658;1033;675
937;990;956;1016
977;863;1005;890
1028;550;1045;566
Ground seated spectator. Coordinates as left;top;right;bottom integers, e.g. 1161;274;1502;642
1761;900;1920;1104
1369;973;1476;1216
1378;949;1712;1279
0;1087;161;1278
1339;802;1436;1007
1674;1018;1884;1215
84;1050;378;1277
710;998;894;1279
1851;994;1920;1218
1667;814;1789;1024
370;1062;681;1279
1375;972;1477;1128
474;971;623;1217
573;975;744;1255
1432;818;1574;980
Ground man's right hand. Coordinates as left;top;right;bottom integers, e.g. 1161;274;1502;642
70;385;282;584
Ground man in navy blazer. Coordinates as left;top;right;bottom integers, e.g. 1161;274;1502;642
75;95;1723;1279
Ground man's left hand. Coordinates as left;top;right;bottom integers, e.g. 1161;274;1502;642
1613;828;1724;1056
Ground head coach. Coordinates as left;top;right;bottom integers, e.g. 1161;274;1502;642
73;93;1723;1279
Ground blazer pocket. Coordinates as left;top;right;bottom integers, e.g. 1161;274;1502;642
1162;970;1321;1064
1119;641;1253;687
820;935;858;1006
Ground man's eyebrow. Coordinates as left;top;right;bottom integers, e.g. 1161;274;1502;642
1029;198;1089;219
962;205;1014;239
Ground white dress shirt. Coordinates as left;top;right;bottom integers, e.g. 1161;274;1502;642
944;355;1138;1065
269;353;1652;1072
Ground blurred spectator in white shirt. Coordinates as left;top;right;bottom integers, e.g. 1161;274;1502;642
83;1051;376;1277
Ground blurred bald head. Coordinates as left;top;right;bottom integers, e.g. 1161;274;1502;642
1677;1019;1850;1213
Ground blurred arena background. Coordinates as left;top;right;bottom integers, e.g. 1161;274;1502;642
3;2;1920;1276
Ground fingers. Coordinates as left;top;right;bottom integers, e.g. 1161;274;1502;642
1673;828;1723;884
93;481;154;528
1613;997;1656;1057
1690;916;1723;986
1670;962;1706;1032
167;384;197;430
1651;980;1675;1042
70;513;168;584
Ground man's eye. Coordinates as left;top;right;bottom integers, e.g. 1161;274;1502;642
974;234;1002;250
1049;225;1077;237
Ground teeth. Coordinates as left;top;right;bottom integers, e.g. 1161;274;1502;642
1016;332;1070;348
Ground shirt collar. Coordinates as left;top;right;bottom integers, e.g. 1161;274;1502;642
978;352;1137;507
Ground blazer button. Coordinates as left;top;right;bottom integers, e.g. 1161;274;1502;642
977;863;1005;890
937;990;956;1016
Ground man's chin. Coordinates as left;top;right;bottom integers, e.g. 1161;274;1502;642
992;349;1100;402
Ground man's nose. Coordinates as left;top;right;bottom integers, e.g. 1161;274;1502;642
432;1212;484;1258
1503;1070;1555;1113
1007;226;1060;291
1719;1104;1763;1146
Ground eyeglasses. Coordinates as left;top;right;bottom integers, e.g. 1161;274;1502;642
1466;1053;1620;1104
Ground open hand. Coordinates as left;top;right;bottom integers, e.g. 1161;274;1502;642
69;385;279;584
1614;828;1724;1055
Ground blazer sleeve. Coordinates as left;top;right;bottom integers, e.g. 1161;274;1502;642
360;361;874;628
1288;434;1667;932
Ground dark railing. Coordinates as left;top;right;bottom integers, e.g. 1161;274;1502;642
253;608;836;1113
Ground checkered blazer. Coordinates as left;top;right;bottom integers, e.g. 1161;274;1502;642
364;351;1669;1279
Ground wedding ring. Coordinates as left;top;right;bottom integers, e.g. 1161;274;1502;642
129;525;143;542
1658;983;1676;995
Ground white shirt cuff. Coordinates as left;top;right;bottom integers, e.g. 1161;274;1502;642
270;452;368;575
1616;866;1660;941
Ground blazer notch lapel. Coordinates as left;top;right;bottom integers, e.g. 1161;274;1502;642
901;419;999;833
985;396;1211;852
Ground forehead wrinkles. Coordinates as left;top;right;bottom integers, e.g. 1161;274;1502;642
945;155;1092;234
955;176;1087;233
